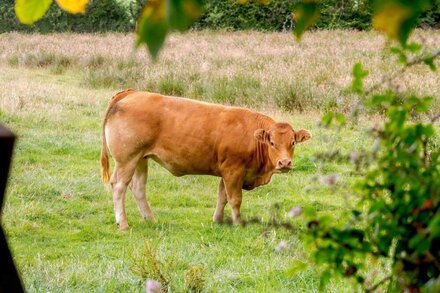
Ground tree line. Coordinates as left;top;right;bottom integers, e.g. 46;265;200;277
1;0;439;33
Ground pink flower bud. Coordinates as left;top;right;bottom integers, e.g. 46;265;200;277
146;280;161;293
276;241;288;252
288;206;302;218
319;174;338;186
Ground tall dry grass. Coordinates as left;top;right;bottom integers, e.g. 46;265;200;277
0;30;439;112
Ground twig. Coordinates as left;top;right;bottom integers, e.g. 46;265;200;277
364;49;440;96
365;275;393;293
431;112;440;123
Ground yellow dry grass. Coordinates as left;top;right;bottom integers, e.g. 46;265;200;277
0;29;439;113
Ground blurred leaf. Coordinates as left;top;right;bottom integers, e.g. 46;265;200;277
423;56;437;71
429;213;440;239
409;235;431;254
55;0;88;13
390;47;408;64
293;0;320;40
319;270;332;291
303;206;316;218
136;0;169;60
405;42;422;53
136;0;204;59
334;113;346;126
321;112;334;127
372;1;413;44
15;0;53;25
319;215;333;227
370;92;394;106
168;0;204;31
286;260;308;275
352;63;368;94
356;275;365;284
372;0;434;45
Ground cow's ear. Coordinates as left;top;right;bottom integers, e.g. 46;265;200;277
295;129;311;143
254;129;268;143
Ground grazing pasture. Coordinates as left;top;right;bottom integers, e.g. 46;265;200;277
0;30;439;292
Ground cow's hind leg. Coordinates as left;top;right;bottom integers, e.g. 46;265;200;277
213;179;227;223
111;158;138;230
130;158;155;221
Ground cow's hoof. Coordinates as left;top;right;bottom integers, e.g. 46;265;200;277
144;215;156;222
118;222;129;231
232;219;243;226
212;215;224;223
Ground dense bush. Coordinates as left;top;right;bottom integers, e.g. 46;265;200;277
0;0;135;33
194;0;296;31
1;0;439;33
195;0;440;31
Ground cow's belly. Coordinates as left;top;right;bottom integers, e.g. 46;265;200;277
148;149;219;177
243;171;274;190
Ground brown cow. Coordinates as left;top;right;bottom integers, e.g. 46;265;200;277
101;89;311;230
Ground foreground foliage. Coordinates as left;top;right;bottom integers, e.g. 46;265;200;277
292;1;440;291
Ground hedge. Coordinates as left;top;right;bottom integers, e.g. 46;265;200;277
0;0;439;33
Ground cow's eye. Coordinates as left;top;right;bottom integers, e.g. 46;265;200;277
292;141;296;148
270;141;275;147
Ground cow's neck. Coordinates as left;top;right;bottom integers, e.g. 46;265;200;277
254;114;276;175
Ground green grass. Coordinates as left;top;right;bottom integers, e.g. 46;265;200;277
1;66;368;292
0;31;438;292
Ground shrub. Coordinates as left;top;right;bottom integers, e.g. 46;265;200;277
0;0;134;33
2;0;440;33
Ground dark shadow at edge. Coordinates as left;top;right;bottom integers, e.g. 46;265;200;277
0;124;24;292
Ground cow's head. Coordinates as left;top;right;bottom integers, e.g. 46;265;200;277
254;123;311;173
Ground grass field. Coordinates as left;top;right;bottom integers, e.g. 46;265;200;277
0;30;439;292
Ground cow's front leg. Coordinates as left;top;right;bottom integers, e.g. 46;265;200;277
223;171;244;225
213;179;227;223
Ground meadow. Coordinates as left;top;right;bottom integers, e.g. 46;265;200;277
0;30;439;292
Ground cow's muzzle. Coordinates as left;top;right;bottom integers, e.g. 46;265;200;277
276;166;294;173
276;159;293;172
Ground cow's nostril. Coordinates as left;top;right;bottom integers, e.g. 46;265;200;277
278;159;292;168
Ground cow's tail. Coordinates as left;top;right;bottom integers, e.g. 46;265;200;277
101;129;110;183
100;89;136;184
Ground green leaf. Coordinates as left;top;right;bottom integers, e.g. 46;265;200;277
370;93;394;106
293;0;320;40
409;235;431;254
352;63;369;94
15;0;53;25
423;56;437;71
136;0;169;60
286;260;308;275
321;112;334;127
356;275;365;284
404;42;422;53
303;206;316;218
319;215;333;227
319;270;332;291
334;113;346;126
372;0;420;45
168;0;204;32
429;213;440;239
390;46;408;64
136;0;204;59
416;238;430;254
